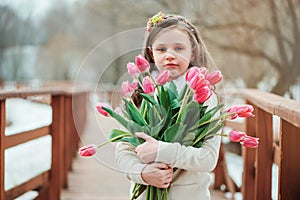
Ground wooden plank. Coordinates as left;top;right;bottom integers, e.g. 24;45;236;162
49;95;65;199
5;126;50;148
278;119;300;199
240;89;300;128
5;172;49;199
242;103;257;200
254;107;273;200
0;100;6;200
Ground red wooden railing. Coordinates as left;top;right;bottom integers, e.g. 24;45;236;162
214;89;300;200
0;81;89;200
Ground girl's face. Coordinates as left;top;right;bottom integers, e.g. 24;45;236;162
151;28;193;80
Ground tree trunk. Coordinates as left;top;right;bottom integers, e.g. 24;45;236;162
271;73;296;96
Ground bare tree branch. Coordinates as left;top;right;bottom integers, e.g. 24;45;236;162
206;37;281;71
269;0;289;67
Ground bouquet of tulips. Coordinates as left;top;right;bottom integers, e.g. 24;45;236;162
79;55;259;200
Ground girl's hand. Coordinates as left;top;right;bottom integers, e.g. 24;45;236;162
135;132;158;163
141;162;173;188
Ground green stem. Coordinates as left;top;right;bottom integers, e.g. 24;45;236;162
176;87;192;123
192;121;224;146
97;133;132;148
189;113;231;132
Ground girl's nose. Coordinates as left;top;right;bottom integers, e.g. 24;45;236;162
165;51;175;60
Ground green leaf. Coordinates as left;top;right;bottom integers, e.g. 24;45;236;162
124;98;148;126
158;86;171;111
120;137;141;147
126;121;150;135
140;93;158;105
109;129;132;142
180;101;203;130
167;81;178;100
181;132;196;146
102;107;128;128
163;123;186;142
178;84;188;101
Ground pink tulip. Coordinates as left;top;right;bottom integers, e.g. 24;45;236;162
228;130;246;142
206;70;223;85
193;86;212;103
127;62;141;79
155;70;171;85
96;102;112;117
122;81;138;98
226;105;255;119
240;136;259;148
142;76;155;94
199;67;208;76
78;144;97;156
135;55;150;72
185;67;200;82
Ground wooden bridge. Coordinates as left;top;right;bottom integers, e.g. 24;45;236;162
0;81;299;199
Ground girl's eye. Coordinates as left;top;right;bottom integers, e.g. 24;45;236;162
175;47;184;51
156;47;166;52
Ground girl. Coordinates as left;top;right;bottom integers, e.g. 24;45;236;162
115;12;221;200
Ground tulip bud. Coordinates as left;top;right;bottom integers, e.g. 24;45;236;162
186;67;200;82
135;55;150;72
240;136;259;148
78;144;97;156
226;105;254;119
193;86;212;103
122;81;138;98
206;70;223;85
142;76;155;94
127;62;141;79
155;70;171;85
96;102;112;117
228;130;246;142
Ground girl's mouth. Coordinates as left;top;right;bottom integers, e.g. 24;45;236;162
165;63;178;69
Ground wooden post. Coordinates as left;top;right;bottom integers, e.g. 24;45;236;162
255;107;273;200
242;103;257;200
0;100;6;200
49;95;65;199
63;95;72;188
278;119;300;199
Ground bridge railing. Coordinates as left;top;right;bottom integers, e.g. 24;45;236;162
214;89;300;200
0;81;89;200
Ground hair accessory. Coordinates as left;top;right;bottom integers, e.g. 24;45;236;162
146;12;166;32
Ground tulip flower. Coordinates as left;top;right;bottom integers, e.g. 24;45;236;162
155;70;171;85
122;80;138;98
78;144;97;156
127;62;141;79
135;55;150;72
226;104;255;119
240;136;259;148
199;67;208;76
206;70;223;85
96;102;112;117
142;76;155;94
228;130;246;142
193;86;212;103
185;67;200;82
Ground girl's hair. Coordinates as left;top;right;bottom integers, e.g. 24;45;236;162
132;14;216;106
143;14;216;71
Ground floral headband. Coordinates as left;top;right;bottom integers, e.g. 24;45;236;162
146;12;166;32
146;12;195;33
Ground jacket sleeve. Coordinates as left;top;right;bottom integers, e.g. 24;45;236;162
155;135;221;172
115;141;148;185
